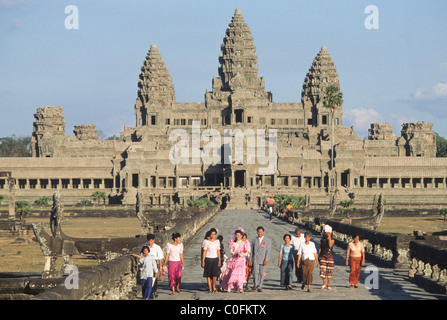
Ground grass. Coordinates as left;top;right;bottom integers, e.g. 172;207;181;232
377;216;447;235
0;217;141;273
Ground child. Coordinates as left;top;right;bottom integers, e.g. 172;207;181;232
131;246;158;300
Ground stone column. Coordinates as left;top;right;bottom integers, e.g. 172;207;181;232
8;177;15;220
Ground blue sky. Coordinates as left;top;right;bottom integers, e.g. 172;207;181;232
1;0;446;139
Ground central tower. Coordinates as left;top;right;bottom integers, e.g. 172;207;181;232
205;9;271;127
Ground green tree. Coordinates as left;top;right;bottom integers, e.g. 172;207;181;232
35;196;51;207
338;199;355;215
435;132;447;157
0;135;32;157
15;200;32;219
91;191;107;205
187;197;214;208
440;208;447;222
0;194;6;205
322;85;343;192
273;194;306;209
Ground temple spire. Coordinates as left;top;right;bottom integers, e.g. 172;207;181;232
217;9;264;93
137;44;175;107
301;45;339;104
135;44;175;126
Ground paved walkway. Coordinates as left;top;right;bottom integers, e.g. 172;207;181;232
148;209;447;300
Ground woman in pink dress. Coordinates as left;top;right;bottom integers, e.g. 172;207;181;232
221;228;250;293
163;232;184;296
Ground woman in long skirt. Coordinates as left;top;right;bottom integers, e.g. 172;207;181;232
297;232;319;292
163;232;184;296
346;234;365;288
221;228;250;293
319;225;335;290
202;228;221;293
278;234;294;290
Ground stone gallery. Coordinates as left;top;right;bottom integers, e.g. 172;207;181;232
1;9;447;209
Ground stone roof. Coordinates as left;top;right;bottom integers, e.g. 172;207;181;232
137;44;175;105
302;45;339;103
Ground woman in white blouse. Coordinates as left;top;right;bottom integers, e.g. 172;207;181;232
297;232;319;292
202;228;222;293
163;232;184;296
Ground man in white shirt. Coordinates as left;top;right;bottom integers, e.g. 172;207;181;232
146;234;164;299
291;228;305;284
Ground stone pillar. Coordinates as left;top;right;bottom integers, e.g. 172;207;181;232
8;177;15;220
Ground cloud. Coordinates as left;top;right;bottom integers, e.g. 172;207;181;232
402;81;447;118
11;18;25;29
0;0;30;7
410;81;447;101
344;108;384;136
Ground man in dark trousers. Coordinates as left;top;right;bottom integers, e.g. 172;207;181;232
250;226;271;292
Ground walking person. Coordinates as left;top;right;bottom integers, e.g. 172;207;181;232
242;233;252;290
130;246;158;300
268;206;273;222
202;228;221;293
346;234;365;288
217;235;228;287
163;232;184;296
297;232;319;292
250;226;271;292
278;234;294;290
145;234;164;299
201;230;212;262
319;225;335;290
221;228;250;293
291;228;305;284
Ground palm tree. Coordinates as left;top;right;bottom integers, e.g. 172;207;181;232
91;191;107;205
322;85;343;193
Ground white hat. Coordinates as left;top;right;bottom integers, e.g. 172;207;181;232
324;225;333;233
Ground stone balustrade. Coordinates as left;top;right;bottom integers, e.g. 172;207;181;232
31;205;221;300
408;240;447;293
295;217;414;269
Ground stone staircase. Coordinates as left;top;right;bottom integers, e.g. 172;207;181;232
225;188;252;210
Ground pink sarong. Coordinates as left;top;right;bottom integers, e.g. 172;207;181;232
168;260;182;288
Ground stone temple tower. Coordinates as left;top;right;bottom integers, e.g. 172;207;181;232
205;8;271;127
31;106;66;157
134;44;176;128
302;46;342;128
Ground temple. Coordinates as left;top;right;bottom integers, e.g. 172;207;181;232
1;9;446;209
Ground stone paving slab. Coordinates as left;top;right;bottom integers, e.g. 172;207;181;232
142;209;447;301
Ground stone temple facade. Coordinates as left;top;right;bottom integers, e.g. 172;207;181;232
1;9;447;208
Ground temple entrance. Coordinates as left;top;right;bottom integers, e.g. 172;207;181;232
341;170;349;187
234;170;245;188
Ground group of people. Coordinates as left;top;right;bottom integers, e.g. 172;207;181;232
279;226;366;292
130;223;366;300
130;232;184;299
201;226;272;293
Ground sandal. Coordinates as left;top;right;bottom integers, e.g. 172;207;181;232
321;285;326;289
327;286;332;290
